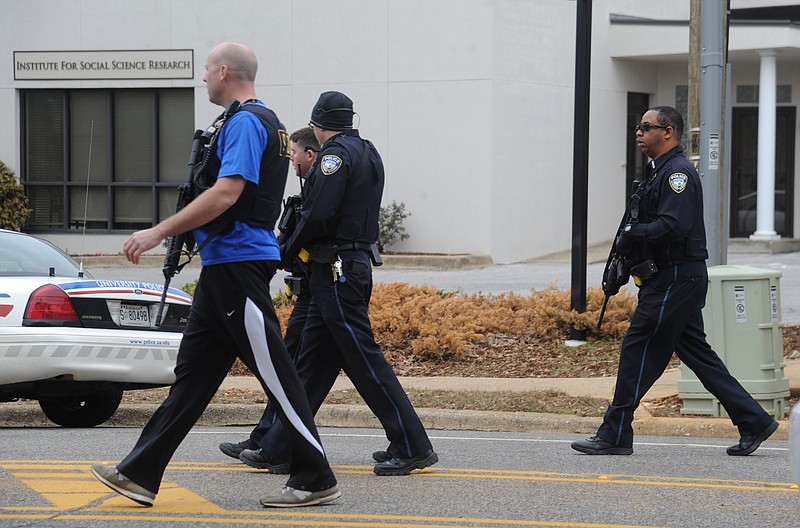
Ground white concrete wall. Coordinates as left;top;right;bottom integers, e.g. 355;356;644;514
384;0;494;256
1;0;781;261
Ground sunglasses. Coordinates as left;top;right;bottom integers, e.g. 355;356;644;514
635;122;670;133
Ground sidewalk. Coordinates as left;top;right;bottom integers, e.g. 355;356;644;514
4;364;797;440
207;360;797;441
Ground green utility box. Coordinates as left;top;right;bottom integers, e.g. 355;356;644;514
678;265;789;418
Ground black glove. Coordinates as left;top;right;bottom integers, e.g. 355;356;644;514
603;255;630;296
615;224;633;255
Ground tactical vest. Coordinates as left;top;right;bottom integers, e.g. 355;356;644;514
325;131;384;244
201;103;289;233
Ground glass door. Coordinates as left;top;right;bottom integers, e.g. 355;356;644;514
730;107;795;238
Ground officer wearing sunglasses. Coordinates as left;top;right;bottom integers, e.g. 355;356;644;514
572;105;778;457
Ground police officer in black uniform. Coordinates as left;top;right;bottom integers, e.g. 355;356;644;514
244;91;438;476
572;105;778;456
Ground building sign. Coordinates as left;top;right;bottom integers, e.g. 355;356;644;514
14;50;194;80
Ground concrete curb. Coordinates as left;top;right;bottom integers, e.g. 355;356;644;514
75;253;495;271
0;403;789;441
379;253;494;270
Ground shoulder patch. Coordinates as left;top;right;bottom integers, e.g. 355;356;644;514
668;173;688;194
320;155;342;176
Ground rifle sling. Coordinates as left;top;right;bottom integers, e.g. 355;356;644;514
175;217;230;273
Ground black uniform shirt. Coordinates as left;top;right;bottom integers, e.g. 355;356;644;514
282;129;384;260
629;146;708;263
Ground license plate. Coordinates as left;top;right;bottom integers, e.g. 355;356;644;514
119;303;151;328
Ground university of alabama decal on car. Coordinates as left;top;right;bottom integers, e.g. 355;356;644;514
669;173;688;194
58;280;193;304
320;154;342;176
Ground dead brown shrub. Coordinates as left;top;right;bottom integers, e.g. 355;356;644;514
274;283;637;374
371;283;635;357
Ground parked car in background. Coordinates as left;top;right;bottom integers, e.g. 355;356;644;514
0;230;191;427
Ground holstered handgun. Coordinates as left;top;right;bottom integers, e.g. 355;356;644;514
284;274;308;298
629;259;658;286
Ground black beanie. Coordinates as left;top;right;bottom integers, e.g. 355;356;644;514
309;91;354;131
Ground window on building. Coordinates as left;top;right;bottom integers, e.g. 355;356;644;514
736;85;792;104
21;88;193;231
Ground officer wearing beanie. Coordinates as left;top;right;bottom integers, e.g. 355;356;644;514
240;91;438;476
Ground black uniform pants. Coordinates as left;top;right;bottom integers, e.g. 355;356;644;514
250;292;311;448
597;260;774;448
260;249;433;461
116;261;335;493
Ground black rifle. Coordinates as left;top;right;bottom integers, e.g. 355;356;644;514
154;100;241;327
596;168;664;331
277;194;303;245
596;212;631;331
596;179;647;331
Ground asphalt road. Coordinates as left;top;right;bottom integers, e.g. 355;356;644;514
1;425;796;527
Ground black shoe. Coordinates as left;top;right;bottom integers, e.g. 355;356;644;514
571;436;633;455
219;439;256;460
727;420;779;456
373;449;438;476
239;448;291;473
372;450;394;463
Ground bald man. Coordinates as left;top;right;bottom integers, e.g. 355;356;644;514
92;42;340;509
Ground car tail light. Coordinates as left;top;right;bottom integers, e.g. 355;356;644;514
25;284;79;321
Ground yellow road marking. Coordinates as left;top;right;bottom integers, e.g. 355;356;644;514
2;461;225;513
91;481;227;514
1;460;794;527
159;463;800;492
8;463;111;509
0;512;666;528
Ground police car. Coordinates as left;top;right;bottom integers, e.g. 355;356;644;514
0;230;191;427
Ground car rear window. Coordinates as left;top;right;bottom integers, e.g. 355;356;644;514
0;233;85;277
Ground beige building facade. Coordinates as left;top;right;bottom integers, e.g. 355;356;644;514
1;0;799;263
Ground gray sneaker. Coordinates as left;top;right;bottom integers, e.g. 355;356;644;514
91;463;155;507
260;484;341;508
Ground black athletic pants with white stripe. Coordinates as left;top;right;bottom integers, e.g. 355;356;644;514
117;260;336;494
259;249;433;462
250;292;311;447
597;260;774;448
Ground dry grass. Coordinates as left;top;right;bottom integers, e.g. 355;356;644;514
325;388;610;417
264;283;639;379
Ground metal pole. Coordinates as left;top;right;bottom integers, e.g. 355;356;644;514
569;0;591;343
687;1;700;168
699;0;726;266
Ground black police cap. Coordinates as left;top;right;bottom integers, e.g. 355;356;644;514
310;91;355;131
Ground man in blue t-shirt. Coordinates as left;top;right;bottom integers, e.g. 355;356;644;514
91;42;339;509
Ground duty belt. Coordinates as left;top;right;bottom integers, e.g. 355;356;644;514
336;241;375;252
308;241;383;266
335;241;383;267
